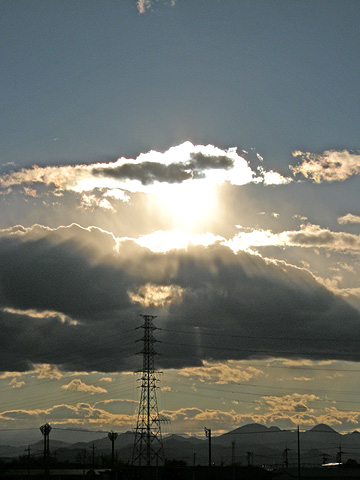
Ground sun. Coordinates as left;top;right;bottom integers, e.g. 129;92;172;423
155;179;217;229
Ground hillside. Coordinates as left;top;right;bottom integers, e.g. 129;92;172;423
2;424;360;468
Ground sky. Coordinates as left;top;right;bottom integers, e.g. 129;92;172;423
1;0;360;442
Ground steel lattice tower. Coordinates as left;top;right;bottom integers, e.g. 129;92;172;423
132;315;165;466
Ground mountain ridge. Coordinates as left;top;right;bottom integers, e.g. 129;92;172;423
2;423;360;467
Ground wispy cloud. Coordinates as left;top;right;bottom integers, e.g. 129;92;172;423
291;150;360;182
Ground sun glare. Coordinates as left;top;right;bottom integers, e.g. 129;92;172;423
155;179;216;229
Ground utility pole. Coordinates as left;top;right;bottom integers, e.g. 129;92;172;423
132;315;165;466
205;427;212;466
337;445;342;464
283;447;290;468
321;453;329;465
92;443;95;471
246;452;253;467
40;423;52;478
108;431;118;467
297;425;301;480
232;441;236;480
25;446;31;478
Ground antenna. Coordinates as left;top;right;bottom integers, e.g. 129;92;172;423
132;315;165;466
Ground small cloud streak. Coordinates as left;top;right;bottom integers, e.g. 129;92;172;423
291;150;360;182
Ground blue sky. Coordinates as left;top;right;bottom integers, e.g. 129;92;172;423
0;0;360;440
2;1;359;168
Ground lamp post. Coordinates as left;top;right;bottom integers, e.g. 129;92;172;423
40;423;52;477
108;431;118;467
204;428;212;467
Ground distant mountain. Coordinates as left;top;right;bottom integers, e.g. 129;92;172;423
4;423;360;468
0;427;108;448
214;423;292;449
229;423;270;434
308;424;338;433
164;434;203;445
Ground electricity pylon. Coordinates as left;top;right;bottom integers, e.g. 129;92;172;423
132;315;165;466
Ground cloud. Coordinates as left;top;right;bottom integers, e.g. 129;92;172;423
0;388;359;433
0;223;360;374
3;307;77;325
291;150;360;182
79;193;115;211
31;364;63;380
178;361;264;384
61;379;107;395
229;224;360;253
93;161;193;185
9;378;25;389
129;283;184;307
262;393;319;414
0;143;290;205
136;0;176;14
257;166;292;185
338;213;360;225
137;0;152;13
0;402;136;429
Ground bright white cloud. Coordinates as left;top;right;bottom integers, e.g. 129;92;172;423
257;166;292;185
135;229;223;252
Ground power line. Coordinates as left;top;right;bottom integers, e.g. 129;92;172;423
161;339;360;360
159;326;360;345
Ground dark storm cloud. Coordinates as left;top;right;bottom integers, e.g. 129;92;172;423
188;152;234;179
93;152;234;185
93;161;192;185
0;224;360;373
